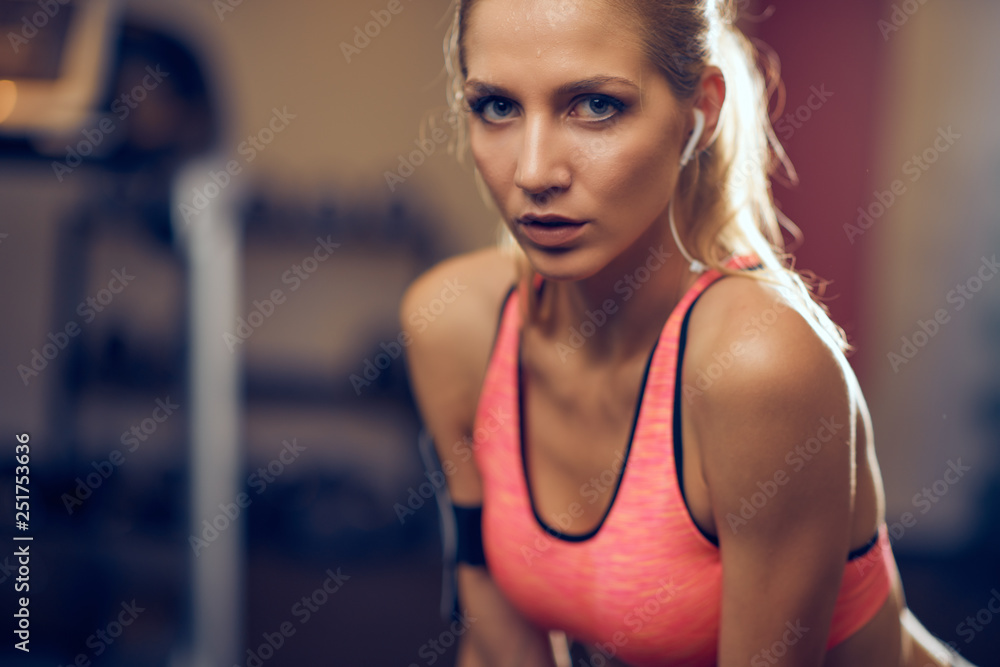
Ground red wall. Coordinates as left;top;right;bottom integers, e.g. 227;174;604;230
750;0;891;378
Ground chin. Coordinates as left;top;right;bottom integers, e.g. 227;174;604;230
518;244;606;283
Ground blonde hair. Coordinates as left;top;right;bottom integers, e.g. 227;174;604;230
442;0;850;352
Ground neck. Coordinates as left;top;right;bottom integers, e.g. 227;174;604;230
535;221;701;364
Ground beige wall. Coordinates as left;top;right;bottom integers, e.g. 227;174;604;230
129;0;498;250
1;0;498;468
863;0;1000;551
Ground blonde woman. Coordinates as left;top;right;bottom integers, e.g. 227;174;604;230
401;1;970;665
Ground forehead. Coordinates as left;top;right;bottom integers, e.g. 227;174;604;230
463;0;649;86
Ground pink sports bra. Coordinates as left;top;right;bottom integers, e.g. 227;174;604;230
471;257;895;666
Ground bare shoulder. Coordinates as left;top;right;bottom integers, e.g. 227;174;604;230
683;272;856;471
681;272;861;604
400;245;519;386
400;246;518;498
685;272;852;408
401;245;519;322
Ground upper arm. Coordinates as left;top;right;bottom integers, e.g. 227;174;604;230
687;278;857;666
401;250;558;666
400;247;516;504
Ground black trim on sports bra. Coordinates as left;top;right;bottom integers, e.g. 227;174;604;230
518;336;659;542
671;264;881;562
673;289;722;547
487;283;518;365
847;531;880;561
517;273;651;543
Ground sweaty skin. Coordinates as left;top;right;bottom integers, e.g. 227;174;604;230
402;0;962;665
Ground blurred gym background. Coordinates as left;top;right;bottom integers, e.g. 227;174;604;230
0;0;996;665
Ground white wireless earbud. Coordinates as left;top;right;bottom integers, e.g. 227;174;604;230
671;109;708;273
679;109;706;168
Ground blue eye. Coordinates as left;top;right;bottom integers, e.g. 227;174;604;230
469;96;517;123
574;95;625;121
467;93;625;124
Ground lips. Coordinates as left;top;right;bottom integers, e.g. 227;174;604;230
516;214;589;248
517;214;587;226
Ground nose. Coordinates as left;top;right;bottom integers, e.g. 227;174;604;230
513;115;571;201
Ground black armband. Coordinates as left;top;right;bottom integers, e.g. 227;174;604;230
443;503;486;622
417;429;488;621
452;504;486;567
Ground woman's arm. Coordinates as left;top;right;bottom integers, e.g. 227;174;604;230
686;279;857;667
454;565;560;667
401;250;558;667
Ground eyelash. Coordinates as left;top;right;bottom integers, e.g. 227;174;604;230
467;96;514;121
466;94;627;125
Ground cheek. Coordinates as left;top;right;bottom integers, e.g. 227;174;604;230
578;128;676;208
470;128;515;203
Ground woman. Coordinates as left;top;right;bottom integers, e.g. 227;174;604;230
401;1;970;665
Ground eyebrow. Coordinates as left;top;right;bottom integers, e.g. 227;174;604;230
464;75;640;98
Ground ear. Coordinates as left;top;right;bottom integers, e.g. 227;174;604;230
691;65;726;152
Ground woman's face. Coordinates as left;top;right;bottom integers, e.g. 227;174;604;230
463;0;689;282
